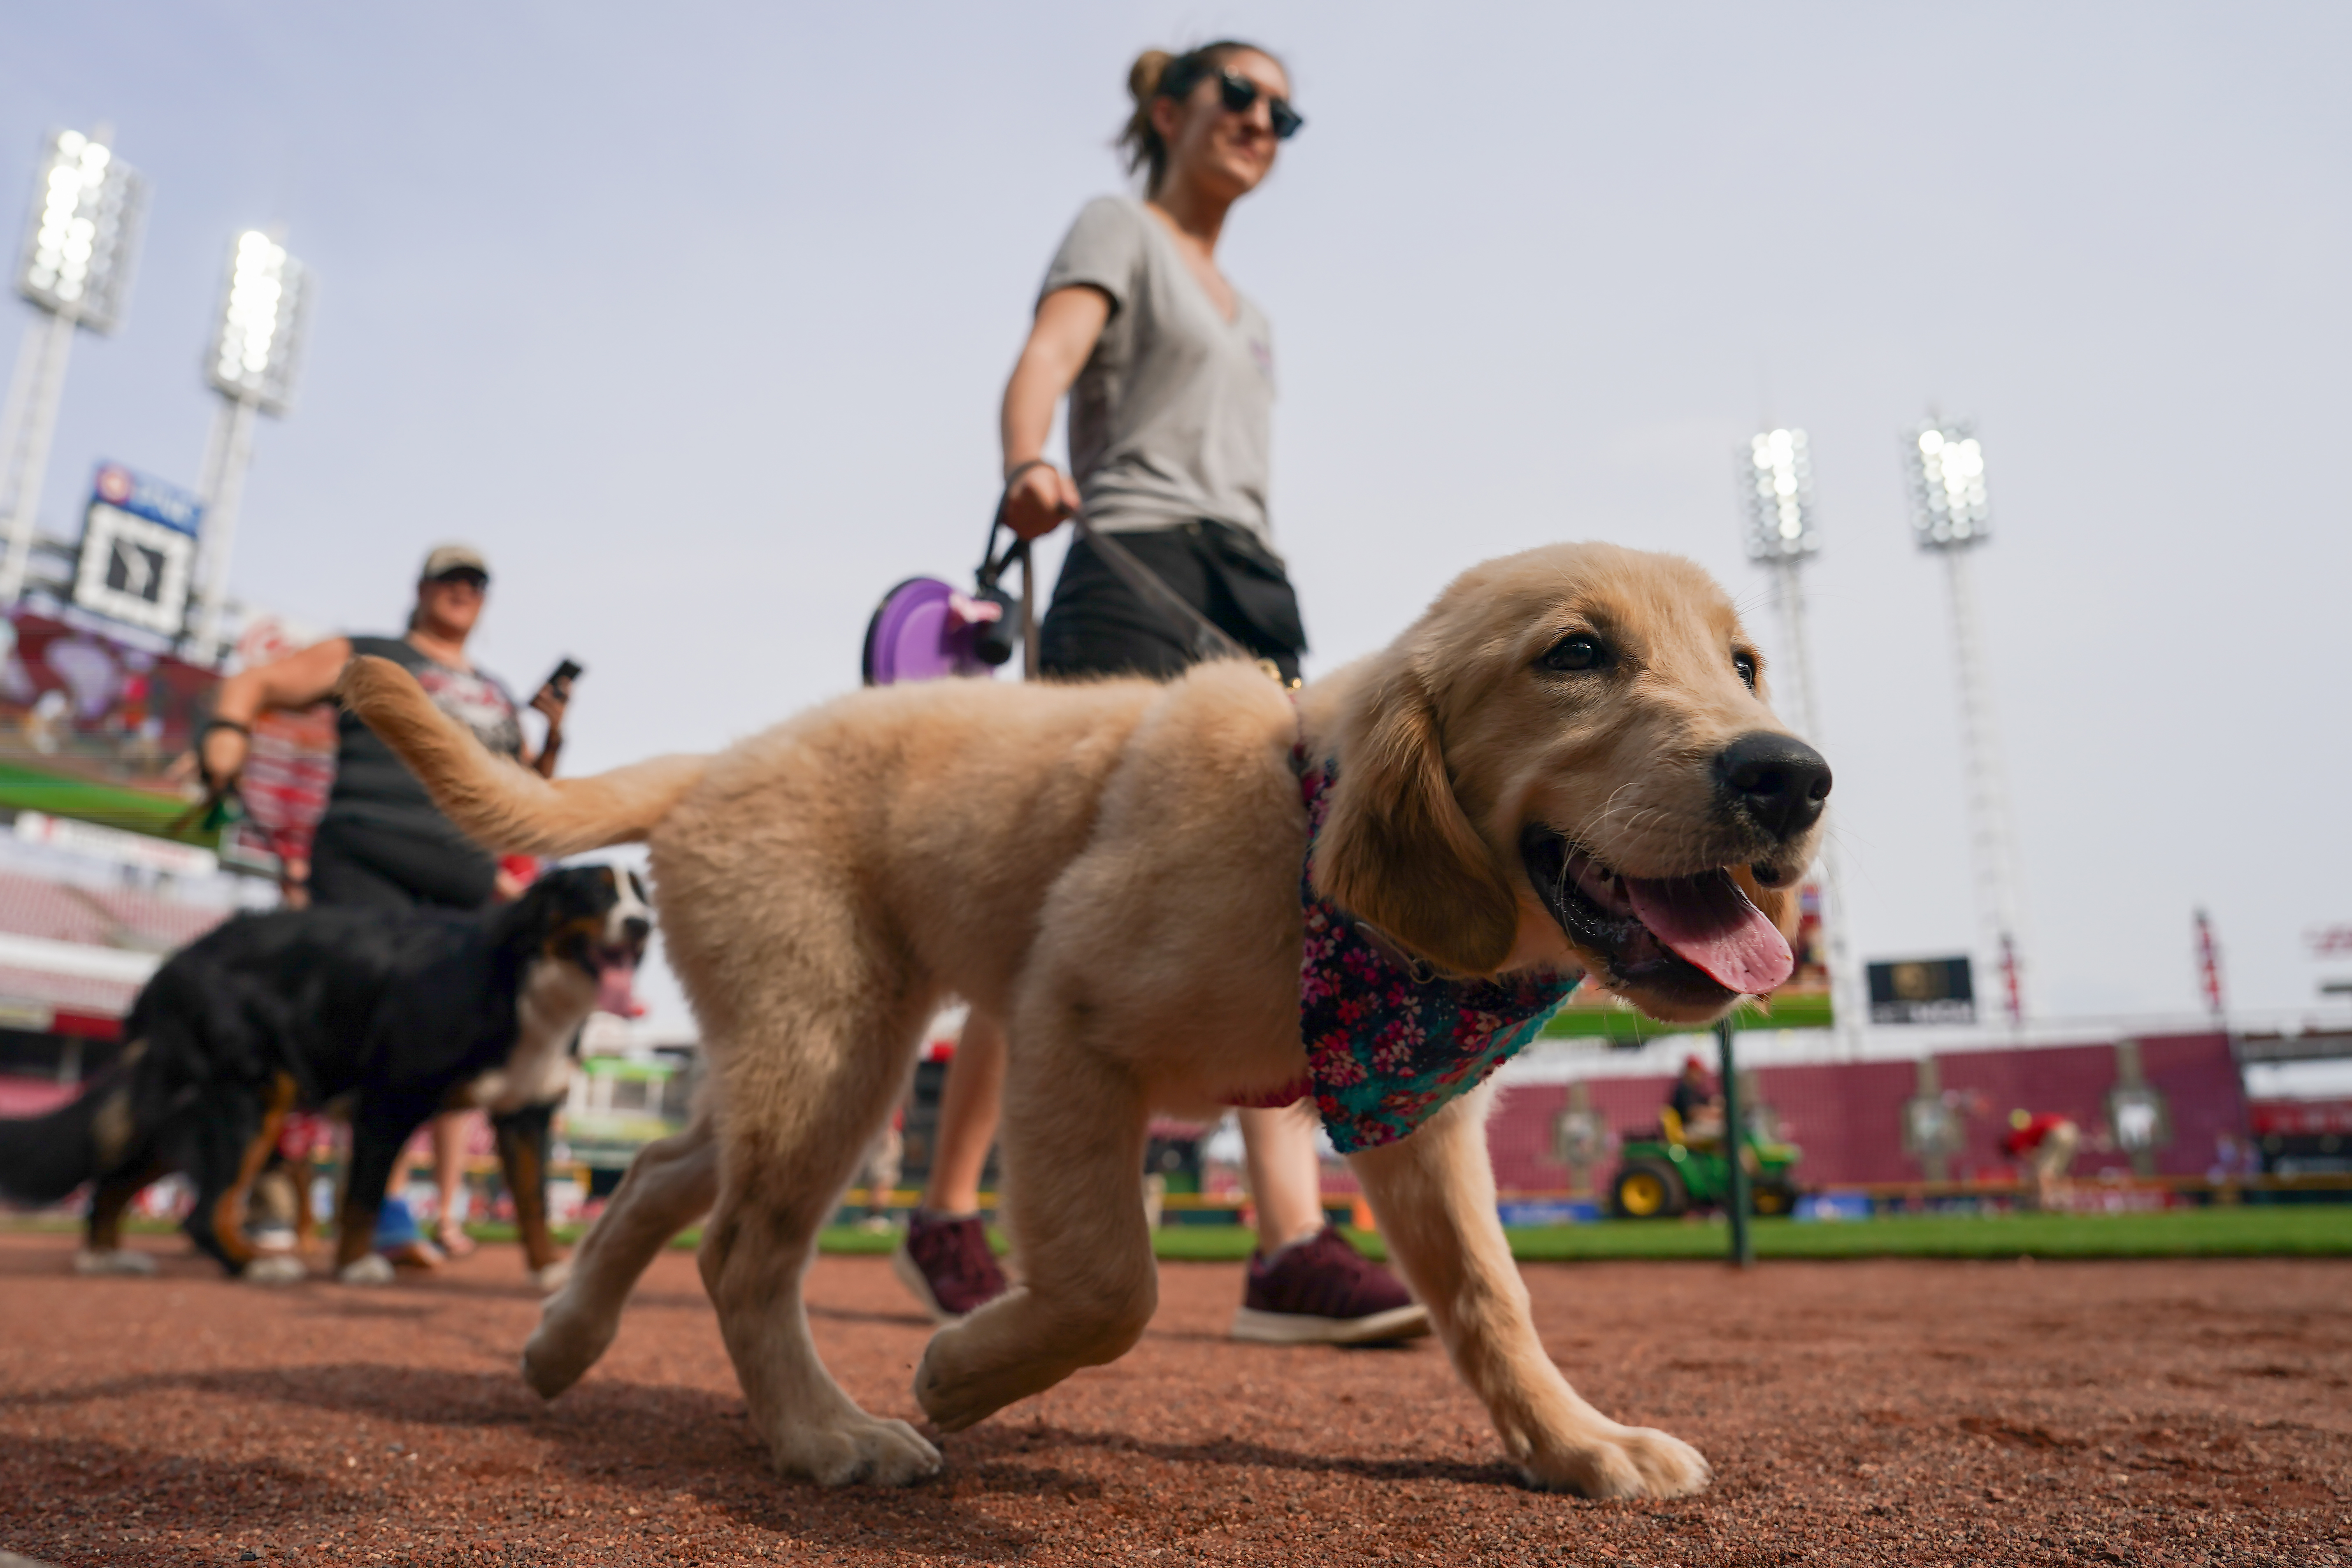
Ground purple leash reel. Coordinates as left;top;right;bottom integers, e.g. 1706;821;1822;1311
861;504;1036;687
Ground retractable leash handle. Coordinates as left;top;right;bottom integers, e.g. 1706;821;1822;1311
173;745;251;838
971;511;1031;673
169;776;305;873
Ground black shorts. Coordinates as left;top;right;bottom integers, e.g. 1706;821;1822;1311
308;815;498;913
1037;520;1306;683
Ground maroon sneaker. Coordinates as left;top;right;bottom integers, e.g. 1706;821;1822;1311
1230;1225;1430;1345
892;1210;1009;1323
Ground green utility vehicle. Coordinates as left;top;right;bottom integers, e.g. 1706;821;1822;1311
1608;1106;1802;1219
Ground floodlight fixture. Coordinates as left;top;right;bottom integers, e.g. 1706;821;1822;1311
1731;423;1860;1058
12;128;147;335
1905;420;1989;550
1741;427;1818;563
1902;412;2028;1021
207;229;310;416
1;127;150;607
187;226;316;661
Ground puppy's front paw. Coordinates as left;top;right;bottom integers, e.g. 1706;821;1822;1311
521;1289;613;1400
244;1255;307;1285
913;1326;1022;1434
769;1411;941;1488
337;1254;397;1286
73;1248;156;1276
1524;1424;1711;1499
911;1296;1096;1434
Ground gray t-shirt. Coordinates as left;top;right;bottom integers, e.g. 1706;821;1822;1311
1040;195;1276;544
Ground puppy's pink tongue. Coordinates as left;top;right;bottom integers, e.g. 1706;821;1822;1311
596;955;640;1017
1622;871;1793;995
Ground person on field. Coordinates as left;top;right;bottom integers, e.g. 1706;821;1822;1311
892;41;1426;1348
856;1104;905;1234
1667;1055;1725;1144
201;544;572;1260
2004;1109;2080;1211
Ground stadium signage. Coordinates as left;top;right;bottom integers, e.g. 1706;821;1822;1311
1866;956;1975;1024
74;462;202;635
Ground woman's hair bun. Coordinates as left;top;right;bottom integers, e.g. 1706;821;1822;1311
1128;48;1173;105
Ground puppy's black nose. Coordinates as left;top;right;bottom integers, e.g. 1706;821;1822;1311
1715;732;1832;840
623;916;651;944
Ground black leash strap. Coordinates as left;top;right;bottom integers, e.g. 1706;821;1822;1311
1071;517;1252;663
985;474;1255;675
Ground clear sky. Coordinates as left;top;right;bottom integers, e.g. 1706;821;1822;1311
6;2;2348;1032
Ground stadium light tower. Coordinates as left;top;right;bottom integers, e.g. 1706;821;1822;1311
188;226;311;662
1739;427;1864;1058
1903;418;2029;1026
0;127;149;604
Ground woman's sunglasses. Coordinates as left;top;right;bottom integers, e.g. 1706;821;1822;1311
1214;68;1304;141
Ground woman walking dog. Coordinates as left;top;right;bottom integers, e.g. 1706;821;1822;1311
895;40;1427;1347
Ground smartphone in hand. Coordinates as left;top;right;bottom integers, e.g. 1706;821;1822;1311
539;657;584;702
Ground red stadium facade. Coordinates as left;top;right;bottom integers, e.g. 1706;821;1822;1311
1484;1031;2250;1194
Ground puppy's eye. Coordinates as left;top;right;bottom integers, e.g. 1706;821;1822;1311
1733;653;1758;690
1541;634;1605;673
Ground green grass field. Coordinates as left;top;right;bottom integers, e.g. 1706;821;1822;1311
18;1204;2348;1265
828;1205;2352;1264
1494;1205;2352;1261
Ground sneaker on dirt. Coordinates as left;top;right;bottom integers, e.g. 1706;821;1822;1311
246;1224;298;1254
892;1210;1009;1324
1229;1224;1430;1345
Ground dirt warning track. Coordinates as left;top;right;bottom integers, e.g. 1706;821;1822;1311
1;1231;2346;1565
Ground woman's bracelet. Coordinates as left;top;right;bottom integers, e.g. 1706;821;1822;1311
1002;458;1052;489
200;718;251;741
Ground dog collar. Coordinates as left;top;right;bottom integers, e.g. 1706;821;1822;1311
1241;749;1576;1154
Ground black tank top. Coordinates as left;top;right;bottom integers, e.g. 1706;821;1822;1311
323;635;523;848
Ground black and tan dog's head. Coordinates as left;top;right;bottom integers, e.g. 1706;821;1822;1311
1313;542;1830;1023
509;864;654;1014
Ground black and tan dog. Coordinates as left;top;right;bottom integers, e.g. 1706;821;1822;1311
0;863;650;1287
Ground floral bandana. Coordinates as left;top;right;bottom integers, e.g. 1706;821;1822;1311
1243;751;1578;1154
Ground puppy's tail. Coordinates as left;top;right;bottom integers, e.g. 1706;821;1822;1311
336;655;708;857
0;1073;120;1206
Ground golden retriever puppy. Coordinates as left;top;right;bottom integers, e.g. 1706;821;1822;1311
337;541;1829;1498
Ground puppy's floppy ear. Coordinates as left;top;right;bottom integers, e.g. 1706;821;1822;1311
1312;656;1521;976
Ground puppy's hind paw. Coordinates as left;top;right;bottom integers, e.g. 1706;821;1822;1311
771;1412;942;1488
1524;1424;1711;1499
337;1254;397;1286
244;1255;307;1285
73;1248;156;1276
